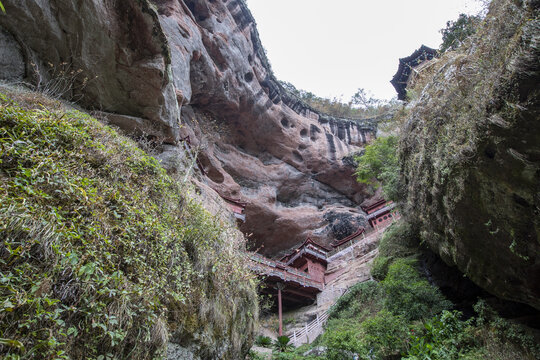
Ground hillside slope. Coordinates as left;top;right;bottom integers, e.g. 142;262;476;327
0;87;257;359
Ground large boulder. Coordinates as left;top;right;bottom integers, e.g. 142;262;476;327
399;0;540;309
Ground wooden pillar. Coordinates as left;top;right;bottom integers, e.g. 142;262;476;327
277;283;284;336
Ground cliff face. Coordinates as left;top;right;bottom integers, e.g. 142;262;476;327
399;0;539;310
0;0;376;257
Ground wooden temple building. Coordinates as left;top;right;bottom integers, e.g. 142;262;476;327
250;238;330;335
362;198;398;229
216;190;398;336
390;45;438;100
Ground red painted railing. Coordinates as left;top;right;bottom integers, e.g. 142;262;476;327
249;254;324;291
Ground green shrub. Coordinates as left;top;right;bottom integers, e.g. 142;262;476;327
381;259;451;321
378;221;419;259
273;336;293;353
328;281;382;320
371;221;420;280
370;255;392;281
361;309;409;358
256;335;272;347
248;350;267;360
473;300;540;358
405;310;475;360
355;136;400;201
323;324;362;360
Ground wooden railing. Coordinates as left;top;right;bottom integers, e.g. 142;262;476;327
249;254;324;291
327;211;401;259
288;311;329;347
288;286;351;347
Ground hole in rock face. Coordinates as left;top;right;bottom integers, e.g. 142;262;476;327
248;55;253;63
484;145;496;159
280;118;289;128
292;151;304;163
300;129;308;137
207;168;224;183
298;144;307;150
244;72;254;82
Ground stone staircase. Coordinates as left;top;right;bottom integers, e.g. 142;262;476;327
283;224;390;347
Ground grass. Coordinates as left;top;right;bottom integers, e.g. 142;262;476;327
0;86;258;359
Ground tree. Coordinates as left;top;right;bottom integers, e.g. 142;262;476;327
351;88;381;109
354;136;400;201
440;13;481;52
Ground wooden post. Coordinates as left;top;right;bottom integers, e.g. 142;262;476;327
277;283;284;336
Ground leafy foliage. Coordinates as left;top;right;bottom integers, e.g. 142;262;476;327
473;300;540;359
0;89;257;359
371;221;420;280
322;322;362;360
405;310;475;359
440;13;481;52
381;259;451;321
328;281;382;320
354;136;400;201
360;309;409;358
273;336;293;353
255;335;272;348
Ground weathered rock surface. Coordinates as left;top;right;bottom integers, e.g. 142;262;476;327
0;0;377;257
153;0;376;255
399;0;540;310
0;30;24;81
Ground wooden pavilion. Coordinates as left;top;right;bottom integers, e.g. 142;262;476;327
390;45;438;100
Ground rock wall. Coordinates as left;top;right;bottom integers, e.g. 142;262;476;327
0;0;378;257
399;0;540;310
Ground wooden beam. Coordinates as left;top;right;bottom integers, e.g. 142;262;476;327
265;284;317;300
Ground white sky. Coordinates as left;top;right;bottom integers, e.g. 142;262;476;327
246;0;485;101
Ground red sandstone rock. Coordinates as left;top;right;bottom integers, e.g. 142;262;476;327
0;0;377;257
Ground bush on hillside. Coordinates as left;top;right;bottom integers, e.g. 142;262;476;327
371;221;419;280
404;310;475;360
381;259;451;321
360;309;409;358
327;281;382;320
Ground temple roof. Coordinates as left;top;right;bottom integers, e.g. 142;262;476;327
280;237;331;263
361;198;387;213
331;227;365;247
390;45;438;101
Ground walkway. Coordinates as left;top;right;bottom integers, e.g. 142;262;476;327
249;254;324;292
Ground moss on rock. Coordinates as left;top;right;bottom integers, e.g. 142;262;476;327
399;0;540;309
